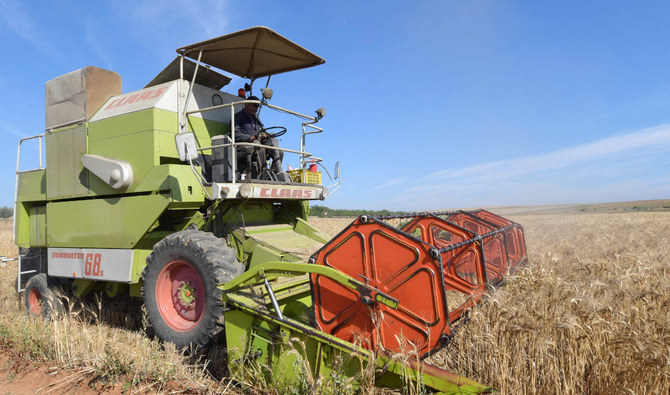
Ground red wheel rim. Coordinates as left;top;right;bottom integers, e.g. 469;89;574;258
156;260;206;331
29;288;43;314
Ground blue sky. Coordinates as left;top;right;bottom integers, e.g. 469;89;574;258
1;1;670;211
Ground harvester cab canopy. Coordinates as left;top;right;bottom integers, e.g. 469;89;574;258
144;56;232;90
165;26;337;197
176;26;325;79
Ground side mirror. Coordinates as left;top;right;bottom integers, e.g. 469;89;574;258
175;132;198;161
326;161;342;195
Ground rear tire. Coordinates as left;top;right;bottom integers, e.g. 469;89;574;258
142;230;244;349
24;273;64;320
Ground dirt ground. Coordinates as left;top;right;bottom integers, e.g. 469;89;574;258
0;347;105;394
0;346;195;394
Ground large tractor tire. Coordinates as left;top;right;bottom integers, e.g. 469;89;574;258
142;230;244;349
24;273;64;320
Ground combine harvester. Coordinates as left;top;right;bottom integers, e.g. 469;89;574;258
13;27;526;393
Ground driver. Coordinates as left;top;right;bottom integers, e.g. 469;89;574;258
234;96;284;176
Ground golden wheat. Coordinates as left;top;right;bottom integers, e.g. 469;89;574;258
427;212;670;394
0;212;668;393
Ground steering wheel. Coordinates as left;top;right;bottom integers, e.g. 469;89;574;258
259;126;287;138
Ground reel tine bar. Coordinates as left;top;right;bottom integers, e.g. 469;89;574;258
309;210;527;358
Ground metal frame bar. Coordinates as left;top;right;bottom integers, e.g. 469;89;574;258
199;141;319;157
181;49;203;134
300;120;323;168
263;276;284;320
185;98;319;122
14;134;45;242
0;256;17;268
222;262;399;310
230;101;237;180
15;134;45;171
45;119;86;132
17;256;37;293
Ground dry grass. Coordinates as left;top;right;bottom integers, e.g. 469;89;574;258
0;219;226;392
1;212;669;393
0;219;18;257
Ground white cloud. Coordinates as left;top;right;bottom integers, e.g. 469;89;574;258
0;121;29;138
94;0;233;69
386;124;670;210
83;19;116;70
428;124;670;182
126;0;231;43
374;177;407;190
180;0;231;38
0;0;62;59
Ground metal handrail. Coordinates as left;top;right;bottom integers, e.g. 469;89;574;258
197;141;321;159
185;99;318;122
188;99;323;167
1;256;17;268
14;134;45;242
182;97;324;185
300;121;323;168
16;134;45;173
17;260;34;293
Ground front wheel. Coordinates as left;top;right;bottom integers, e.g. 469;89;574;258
142;230;244;349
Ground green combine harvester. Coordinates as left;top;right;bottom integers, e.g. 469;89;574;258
14;27;527;393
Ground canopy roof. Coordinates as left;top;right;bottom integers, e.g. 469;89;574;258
145;57;231;90
176;26;325;79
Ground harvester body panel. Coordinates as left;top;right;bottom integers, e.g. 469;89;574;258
47;248;134;282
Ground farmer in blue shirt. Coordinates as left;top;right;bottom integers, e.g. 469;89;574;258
234;96;284;176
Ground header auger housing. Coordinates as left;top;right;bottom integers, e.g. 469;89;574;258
13;26;526;393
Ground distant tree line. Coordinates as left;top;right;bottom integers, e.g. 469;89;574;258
310;205;408;218
0;207;12;219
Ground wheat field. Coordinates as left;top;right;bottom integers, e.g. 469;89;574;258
427;212;670;394
1;211;669;393
303;212;670;394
